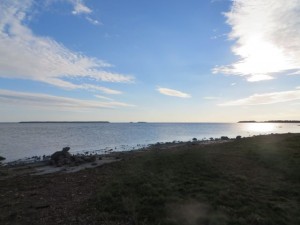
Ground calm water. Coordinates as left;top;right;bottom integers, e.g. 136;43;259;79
0;122;299;162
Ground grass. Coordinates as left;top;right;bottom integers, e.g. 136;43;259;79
85;133;300;225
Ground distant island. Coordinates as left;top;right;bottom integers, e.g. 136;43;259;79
19;121;110;123
238;120;257;123
238;120;300;123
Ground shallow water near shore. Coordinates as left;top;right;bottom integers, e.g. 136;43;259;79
0;122;299;162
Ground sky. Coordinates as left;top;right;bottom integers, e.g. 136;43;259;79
0;0;299;122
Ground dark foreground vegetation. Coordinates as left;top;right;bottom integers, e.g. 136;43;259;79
0;133;299;225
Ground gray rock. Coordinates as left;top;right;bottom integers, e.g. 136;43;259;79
50;147;72;166
236;135;242;140
49;147;100;167
84;155;96;162
221;136;229;140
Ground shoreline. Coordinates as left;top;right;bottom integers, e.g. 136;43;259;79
0;130;294;166
1;122;299;163
0;136;234;178
0;132;295;178
1;135;234;166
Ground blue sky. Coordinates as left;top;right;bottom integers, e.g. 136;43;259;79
0;0;299;122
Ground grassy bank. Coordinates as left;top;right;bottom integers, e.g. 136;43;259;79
1;133;300;225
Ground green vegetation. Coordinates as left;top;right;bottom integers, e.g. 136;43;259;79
87;134;300;225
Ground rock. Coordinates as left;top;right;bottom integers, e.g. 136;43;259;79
49;146;100;167
221;136;229;141
50;147;72;166
74;157;85;163
62;147;70;152
84;155;96;162
63;158;71;165
0;155;6;161
32;202;50;209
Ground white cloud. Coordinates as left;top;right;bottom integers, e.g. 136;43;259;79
213;0;300;82
0;1;132;94
0;89;134;110
219;89;300;106
67;0;101;25
70;0;91;15
157;87;191;98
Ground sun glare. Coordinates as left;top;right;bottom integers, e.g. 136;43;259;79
232;36;294;78
245;123;276;133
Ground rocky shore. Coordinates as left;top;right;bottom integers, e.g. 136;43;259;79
0;135;235;177
0;146;123;178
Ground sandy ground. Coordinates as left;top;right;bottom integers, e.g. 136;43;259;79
0;156;121;179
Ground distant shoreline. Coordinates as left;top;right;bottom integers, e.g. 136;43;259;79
238;120;300;123
19;121;110;124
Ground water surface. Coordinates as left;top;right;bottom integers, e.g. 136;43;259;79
0;122;299;162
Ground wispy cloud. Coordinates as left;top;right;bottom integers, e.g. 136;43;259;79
86;16;101;25
203;96;220;100
210;33;226;40
0;89;134;110
210;0;225;3
94;95;114;101
67;0;101;25
0;1;132;94
70;0;92;15
219;89;300;106
213;0;300;82
157;87;191;98
80;84;122;95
